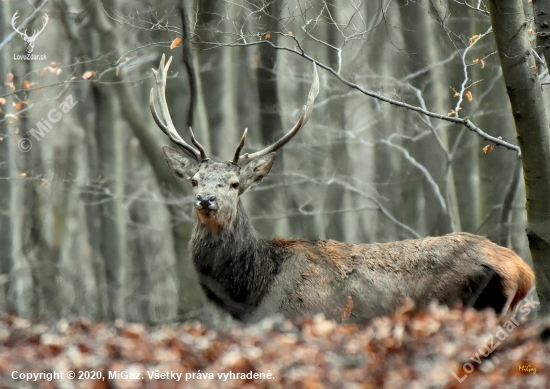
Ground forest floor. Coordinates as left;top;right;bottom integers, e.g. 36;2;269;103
0;302;548;389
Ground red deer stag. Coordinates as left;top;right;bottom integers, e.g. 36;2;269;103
150;55;534;323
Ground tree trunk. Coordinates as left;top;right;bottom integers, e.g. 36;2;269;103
89;0;128;321
488;0;550;316
0;0;14;314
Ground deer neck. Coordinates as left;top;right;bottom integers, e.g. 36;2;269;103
190;201;281;319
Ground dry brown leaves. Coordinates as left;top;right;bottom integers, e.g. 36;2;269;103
0;305;548;389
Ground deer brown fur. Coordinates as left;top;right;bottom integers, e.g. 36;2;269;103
150;55;535;323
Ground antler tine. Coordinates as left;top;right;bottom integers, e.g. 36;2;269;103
232;128;248;163
241;63;319;162
150;54;203;161
189;127;207;160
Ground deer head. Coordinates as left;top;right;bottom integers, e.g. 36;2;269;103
11;11;49;54
150;55;319;233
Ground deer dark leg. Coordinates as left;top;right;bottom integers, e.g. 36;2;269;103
465;265;508;314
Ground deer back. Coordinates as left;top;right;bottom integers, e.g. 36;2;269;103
251;233;534;322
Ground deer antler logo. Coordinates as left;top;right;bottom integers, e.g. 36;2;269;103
11;11;49;54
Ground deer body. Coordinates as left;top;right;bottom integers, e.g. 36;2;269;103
191;197;533;322
150;55;535;323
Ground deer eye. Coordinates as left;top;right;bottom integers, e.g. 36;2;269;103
190;179;198;187
230;182;240;189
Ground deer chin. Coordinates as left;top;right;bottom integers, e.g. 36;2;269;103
196;209;222;234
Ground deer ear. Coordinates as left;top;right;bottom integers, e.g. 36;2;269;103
162;145;198;182
239;152;277;193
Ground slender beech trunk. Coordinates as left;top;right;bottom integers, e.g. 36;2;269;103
321;0;354;243
0;0;13;314
89;0;128;321
252;0;293;237
488;0;550;315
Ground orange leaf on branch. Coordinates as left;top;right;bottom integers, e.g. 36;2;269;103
5;113;19;120
473;59;486;68
448;107;461;116
13;101;29;111
468;34;481;45
82;71;96;80
483;144;495;153
483;136;502;153
170;37;182;49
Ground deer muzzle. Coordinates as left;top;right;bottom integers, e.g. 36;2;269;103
196;193;217;211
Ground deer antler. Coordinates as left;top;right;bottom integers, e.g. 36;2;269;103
150;54;207;162
236;63;319;164
232;128;248;163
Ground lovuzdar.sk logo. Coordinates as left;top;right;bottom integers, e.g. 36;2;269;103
12;11;48;61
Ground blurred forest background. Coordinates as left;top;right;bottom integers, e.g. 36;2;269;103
0;0;546;324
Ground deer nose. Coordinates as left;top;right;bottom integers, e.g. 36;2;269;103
196;193;216;210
